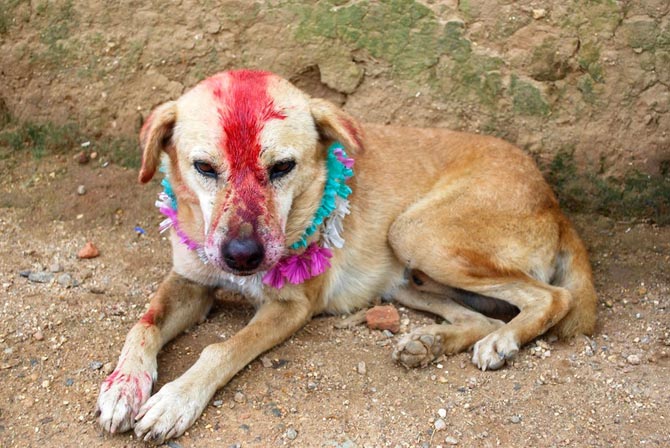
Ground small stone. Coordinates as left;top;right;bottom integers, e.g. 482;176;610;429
41;380;50;389
286;427;298;440
532;8;546;19
212;400;223;408
166;441;182;448
49;263;63;273
365;305;400;333
77;242;100;259
626;354;641;365
28;271;54;284
89;361;103;370
57;273;73;287
511;415;521;424
90;151;98;160
77;185;86;195
19;270;31;278
434;418;447;431
102;362;114;374
75;151;89;164
357;361;367;375
33;331;44;341
382;330;394;338
445;436;458;445
307;381;317;390
260;356;273;368
233;392;245;403
65;378;74;386
438;408;447;418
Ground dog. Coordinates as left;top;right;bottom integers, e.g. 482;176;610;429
96;69;597;443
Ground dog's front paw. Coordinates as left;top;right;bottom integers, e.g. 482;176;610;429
97;368;156;434
472;331;519;371
393;328;444;368
134;380;211;444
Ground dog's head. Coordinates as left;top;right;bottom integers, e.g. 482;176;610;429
138;70;363;275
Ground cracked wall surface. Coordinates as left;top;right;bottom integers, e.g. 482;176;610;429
0;0;668;193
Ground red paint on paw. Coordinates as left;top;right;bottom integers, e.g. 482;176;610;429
139;308;157;327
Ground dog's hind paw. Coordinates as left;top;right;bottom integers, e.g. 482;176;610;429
134;379;210;445
472;331;519;371
97;368;155;434
393;327;445;368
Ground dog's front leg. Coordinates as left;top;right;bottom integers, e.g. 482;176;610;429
97;272;214;434
133;295;313;444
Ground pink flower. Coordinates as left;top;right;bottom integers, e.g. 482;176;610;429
262;266;286;289
305;244;333;276
279;254;311;284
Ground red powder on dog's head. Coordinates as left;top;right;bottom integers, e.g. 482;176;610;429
207;70;286;233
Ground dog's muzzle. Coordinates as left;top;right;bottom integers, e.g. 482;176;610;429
221;237;265;273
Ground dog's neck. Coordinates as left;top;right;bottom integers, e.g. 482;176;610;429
155;142;354;289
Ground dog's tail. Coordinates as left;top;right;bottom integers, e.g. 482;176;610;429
550;219;598;338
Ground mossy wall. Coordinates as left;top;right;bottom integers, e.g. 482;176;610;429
0;0;668;221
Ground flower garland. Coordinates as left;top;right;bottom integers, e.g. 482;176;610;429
155;142;354;289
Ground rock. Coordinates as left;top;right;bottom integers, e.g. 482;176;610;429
57;273;73;287
532;8;546;19
77;185;86;195
233;392;246;403
511;415;522;424
286;427;298;440
49;263;63;273
28;271;54;284
260;356;273;368
445;436;459;445
33;331;44;341
434;418;447;431
75;151;89;164
212;399;223;408
102;362;114;374
365;305;400;333
357;361;367;375
19;270;31;278
438;408;447;418
89;361;103;370
41;380;50;388
90;151;98;160
627;354;641;365
77;242;100;259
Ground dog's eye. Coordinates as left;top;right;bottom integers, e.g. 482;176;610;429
269;160;296;181
194;161;218;179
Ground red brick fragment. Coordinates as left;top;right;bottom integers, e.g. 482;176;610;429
365;305;400;333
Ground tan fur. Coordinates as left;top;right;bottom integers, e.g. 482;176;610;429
97;71;597;444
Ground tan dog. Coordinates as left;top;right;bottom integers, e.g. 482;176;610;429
96;70;597;443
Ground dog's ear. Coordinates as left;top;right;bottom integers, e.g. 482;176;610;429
310;98;364;153
138;101;177;184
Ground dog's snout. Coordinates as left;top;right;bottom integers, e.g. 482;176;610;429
222;237;265;272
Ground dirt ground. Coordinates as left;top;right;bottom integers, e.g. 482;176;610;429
0;152;668;448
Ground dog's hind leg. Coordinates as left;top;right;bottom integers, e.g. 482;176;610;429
392;287;504;368
97;272;214;434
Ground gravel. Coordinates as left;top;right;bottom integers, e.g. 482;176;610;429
27;271;54;283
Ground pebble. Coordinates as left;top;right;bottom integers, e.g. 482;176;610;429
212;400;223;408
357;361;367;375
57;273;73;287
233;392;246;403
307;381;317;390
626;354;641;365
41;380;50;389
365;305;400;333
438;408;447;418
434;418;447;431
77;242;100;259
49;263;63;273
75;151;89;164
511;415;522;424
260;356;273;368
444;436;458;445
532;8;546;19
102;362;114;374
382;330;394;338
33;331;44;341
89;361;103;370
286;427;298;440
28;271;54;284
77;185;86;195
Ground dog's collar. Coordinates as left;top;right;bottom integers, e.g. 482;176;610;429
155;142;354;289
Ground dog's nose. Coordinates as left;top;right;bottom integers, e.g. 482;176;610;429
222;237;265;272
